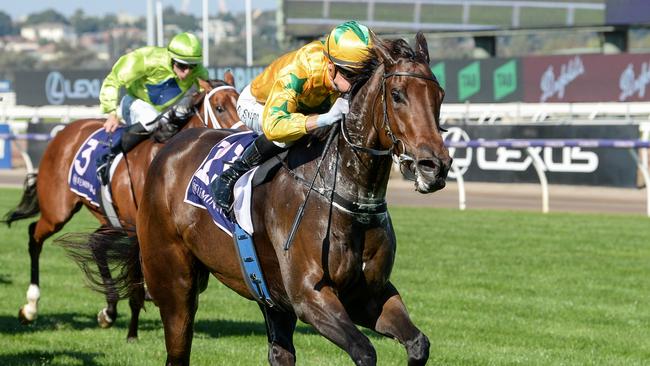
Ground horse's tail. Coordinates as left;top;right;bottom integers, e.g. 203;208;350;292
56;227;142;301
2;173;40;227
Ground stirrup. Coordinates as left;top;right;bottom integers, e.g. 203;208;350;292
96;155;114;186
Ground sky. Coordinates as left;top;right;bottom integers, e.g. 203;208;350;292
5;0;278;19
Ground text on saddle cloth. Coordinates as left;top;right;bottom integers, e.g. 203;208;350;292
184;130;259;236
68;127;125;207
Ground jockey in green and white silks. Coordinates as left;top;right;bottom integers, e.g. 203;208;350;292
96;32;209;185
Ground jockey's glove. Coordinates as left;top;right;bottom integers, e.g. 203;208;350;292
316;98;349;128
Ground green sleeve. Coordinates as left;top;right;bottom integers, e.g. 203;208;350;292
99;50;146;114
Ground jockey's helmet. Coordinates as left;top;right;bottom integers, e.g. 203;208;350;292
324;21;373;71
168;32;202;64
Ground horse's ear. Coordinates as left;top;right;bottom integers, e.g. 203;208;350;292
415;31;430;65
224;70;235;87
198;79;212;92
372;33;394;66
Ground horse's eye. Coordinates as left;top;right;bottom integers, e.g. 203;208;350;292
216;106;224;113
391;89;403;103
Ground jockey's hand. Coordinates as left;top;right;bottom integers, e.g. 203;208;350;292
316;98;349;128
103;113;121;133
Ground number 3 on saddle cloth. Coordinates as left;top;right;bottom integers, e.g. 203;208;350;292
68;127;126;226
184;130;275;307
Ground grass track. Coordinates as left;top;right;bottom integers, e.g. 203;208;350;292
1;187;650;365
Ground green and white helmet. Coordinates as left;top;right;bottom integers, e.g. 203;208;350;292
168;32;202;64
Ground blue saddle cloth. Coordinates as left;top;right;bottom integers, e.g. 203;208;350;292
68;127;125;207
184;131;258;236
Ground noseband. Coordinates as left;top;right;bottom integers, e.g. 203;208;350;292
341;70;440;166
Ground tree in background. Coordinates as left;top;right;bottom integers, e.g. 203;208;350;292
163;6;197;32
23;9;68;25
70;10;100;34
0;11;15;36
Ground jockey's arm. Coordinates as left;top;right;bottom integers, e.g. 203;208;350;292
103;112;120;133
261;76;310;143
99;50;146;122
304;115;320;132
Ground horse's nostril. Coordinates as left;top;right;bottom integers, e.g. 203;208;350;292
417;159;436;173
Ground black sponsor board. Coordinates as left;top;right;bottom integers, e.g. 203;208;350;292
15;70;107;106
445;124;639;187
14;67;263;106
26;122;67;167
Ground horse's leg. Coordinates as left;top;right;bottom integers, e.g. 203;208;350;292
259;304;297;365
298;287;377;366
19;204;80;323
143;241;201;366
93;226;119;329
346;282;429;366
126;279;146;342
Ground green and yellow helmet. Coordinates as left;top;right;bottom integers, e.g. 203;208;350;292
324;21;373;70
168;32;202;64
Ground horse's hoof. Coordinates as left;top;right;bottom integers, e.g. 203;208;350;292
126;336;138;343
18;306;36;324
97;308;114;328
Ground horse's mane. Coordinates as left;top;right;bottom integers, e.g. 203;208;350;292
347;35;426;98
192;78;230;106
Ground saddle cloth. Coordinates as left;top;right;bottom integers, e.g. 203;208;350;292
68;127;125;207
184;130;259;236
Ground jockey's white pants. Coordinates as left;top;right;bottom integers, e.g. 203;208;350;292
236;84;265;134
236;84;288;148
119;95;160;132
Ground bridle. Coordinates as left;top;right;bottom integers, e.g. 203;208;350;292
285;70;444;248
195;85;242;129
340;70;441;171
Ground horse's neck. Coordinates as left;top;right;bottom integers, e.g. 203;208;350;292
334;112;392;205
184;100;211;129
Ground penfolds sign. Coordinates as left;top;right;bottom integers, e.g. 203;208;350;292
523;54;650;103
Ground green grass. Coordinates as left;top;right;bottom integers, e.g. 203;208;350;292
1;187;650;365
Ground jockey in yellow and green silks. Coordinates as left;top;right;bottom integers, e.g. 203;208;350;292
96;32;209;185
211;20;374;211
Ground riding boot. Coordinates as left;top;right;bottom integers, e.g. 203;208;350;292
211;134;285;210
96;124;151;185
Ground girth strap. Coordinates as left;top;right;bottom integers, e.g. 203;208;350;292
332;192;387;215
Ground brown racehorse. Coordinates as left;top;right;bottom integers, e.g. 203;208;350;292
3;73;241;340
65;33;451;364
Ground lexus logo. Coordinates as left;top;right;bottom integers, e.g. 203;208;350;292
443;127;472;178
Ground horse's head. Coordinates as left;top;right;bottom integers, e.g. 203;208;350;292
196;71;242;129
352;32;451;193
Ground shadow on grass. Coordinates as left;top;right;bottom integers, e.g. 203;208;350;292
193;319;383;340
194;318;324;338
1;312;385;341
0;350;102;366
0;312;160;335
0;273;12;285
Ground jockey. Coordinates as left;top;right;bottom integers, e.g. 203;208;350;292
96;32;209;185
211;20;373;210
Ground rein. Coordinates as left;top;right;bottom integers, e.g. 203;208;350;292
341;71;438;158
283;70;439;250
195;85;237;128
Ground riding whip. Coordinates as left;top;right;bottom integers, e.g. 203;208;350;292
283;121;340;251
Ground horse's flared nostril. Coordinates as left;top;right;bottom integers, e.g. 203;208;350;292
417;159;437;174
